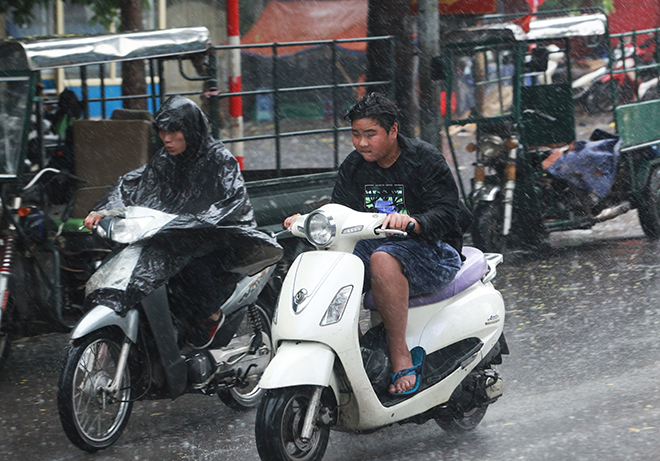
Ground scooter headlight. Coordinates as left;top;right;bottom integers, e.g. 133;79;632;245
304;210;336;248
320;285;353;326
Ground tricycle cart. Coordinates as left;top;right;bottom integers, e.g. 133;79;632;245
435;9;660;252
0;27;213;366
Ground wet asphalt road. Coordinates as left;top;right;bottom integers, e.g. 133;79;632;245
1;209;659;461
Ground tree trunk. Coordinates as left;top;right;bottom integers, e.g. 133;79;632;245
366;0;415;137
119;0;147;111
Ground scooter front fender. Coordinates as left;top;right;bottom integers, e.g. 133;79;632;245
259;341;335;389
70;305;139;343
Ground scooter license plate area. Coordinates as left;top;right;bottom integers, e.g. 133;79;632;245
485;377;504;400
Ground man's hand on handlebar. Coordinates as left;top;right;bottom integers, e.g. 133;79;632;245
283;214;301;230
84;212;103;230
382;213;421;235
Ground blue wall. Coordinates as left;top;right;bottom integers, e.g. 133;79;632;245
43;80;161;118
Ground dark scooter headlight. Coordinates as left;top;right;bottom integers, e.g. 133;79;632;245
479;135;505;158
304;210;336;247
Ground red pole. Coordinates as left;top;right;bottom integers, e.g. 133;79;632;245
227;0;244;169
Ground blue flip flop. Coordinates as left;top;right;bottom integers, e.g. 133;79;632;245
389;346;426;396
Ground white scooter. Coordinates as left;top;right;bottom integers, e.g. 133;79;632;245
254;204;508;461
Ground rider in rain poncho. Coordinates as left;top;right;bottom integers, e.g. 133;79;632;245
84;95;282;348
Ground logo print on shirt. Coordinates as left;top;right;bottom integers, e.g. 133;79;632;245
365;184;407;215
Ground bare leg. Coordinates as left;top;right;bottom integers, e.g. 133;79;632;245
208;308;223;321
370;251;415;394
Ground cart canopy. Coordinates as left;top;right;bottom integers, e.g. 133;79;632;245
0;27;211;72
442;12;607;46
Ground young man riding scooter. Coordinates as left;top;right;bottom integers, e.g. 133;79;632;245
284;92;470;395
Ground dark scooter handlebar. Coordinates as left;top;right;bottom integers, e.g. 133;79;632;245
94;217;114;240
522;109;557;123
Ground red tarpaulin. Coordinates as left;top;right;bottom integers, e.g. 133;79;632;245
608;0;660;34
241;0;368;56
438;0;497;15
514;0;546;32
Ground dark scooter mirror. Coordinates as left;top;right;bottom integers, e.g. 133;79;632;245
430;55;446;81
95;216;114;240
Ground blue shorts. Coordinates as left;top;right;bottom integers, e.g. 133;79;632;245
353;237;461;297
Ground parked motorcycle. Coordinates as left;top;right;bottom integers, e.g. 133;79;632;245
57;206;279;452
0;167;102;372
578;38;658;114
254;204;508;461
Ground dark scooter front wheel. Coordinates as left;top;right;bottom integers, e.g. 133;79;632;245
57;329;133;452
255;386;330;461
639;167;660;239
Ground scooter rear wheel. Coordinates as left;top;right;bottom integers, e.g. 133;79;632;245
0;297;11;373
0;332;9;373
255;386;330;461
435;405;488;433
57;329;133;452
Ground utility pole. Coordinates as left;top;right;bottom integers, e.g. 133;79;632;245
417;0;440;146
227;0;244;169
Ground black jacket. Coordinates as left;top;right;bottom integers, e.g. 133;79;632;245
332;134;470;255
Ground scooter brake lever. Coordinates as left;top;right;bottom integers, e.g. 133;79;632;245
375;226;407;237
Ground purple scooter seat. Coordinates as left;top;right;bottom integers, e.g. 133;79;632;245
363;246;488;311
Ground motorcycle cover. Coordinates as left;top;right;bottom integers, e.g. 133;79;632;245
547;129;620;198
85;96;282;315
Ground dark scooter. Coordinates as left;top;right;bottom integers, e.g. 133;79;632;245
57;206;279;452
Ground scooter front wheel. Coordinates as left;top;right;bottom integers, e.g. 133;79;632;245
57;329;133;452
255;386;330;461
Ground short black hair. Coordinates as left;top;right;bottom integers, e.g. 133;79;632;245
344;92;399;132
